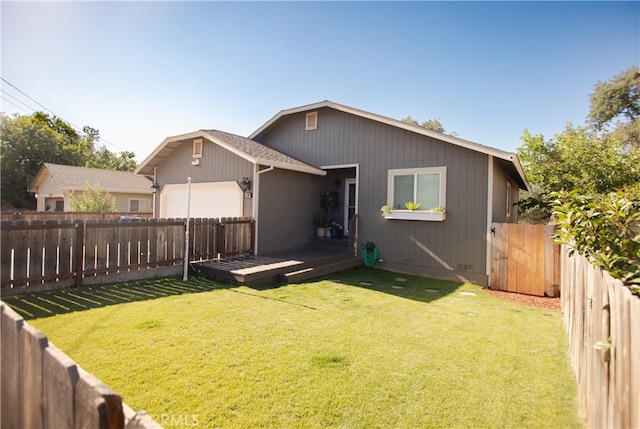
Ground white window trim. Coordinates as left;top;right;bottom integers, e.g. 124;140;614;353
384;166;447;221
193;139;203;158
305;111;318;131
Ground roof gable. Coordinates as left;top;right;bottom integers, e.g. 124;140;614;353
135;129;325;177
249;100;530;190
29;163;153;194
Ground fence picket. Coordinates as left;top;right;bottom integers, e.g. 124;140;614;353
562;246;639;428
1;217;253;293
1;222;13;287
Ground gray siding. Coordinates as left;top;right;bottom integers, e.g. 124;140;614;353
491;165;519;224
257;107;492;285
155;138;254;217
257;169;322;253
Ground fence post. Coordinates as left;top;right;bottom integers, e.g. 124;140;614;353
74;221;85;288
250;219;256;255
217;222;226;259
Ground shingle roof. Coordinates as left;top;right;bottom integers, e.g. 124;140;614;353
135;129;325;176
33;163;153;194
202;129;319;171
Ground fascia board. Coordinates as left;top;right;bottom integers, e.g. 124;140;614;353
249;100;529;189
135;131;210;175
255;159;327;176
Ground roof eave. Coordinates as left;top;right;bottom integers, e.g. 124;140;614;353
256;159;326;176
249;100;530;190
135;130;212;175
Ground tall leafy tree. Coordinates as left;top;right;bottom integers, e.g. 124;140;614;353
516;67;640;223
1;112;137;209
401;116;446;133
588;66;640;147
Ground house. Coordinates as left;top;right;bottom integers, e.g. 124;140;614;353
136;101;529;286
28;163;154;213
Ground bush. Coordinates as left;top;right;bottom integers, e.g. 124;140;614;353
552;188;640;296
69;186;116;212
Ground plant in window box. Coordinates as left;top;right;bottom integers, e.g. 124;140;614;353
381;205;394;217
381;204;446;221
405;201;422;211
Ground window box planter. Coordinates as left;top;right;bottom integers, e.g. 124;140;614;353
383;210;446;221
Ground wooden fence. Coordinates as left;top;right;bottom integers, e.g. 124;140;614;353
490;223;560;297
1;217;255;295
0;211;153;221
1;301;161;429
561;246;639;428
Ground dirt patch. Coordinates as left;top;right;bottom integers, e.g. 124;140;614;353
482;288;561;311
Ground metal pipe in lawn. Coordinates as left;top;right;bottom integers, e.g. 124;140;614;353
183;176;192;281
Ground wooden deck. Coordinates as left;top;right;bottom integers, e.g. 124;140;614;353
190;239;361;285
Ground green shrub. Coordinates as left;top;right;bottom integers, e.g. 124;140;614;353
552;187;640;296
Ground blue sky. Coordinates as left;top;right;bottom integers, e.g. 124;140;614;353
2;1;638;161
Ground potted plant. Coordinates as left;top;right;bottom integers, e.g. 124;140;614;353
313;211;330;237
329;221;343;238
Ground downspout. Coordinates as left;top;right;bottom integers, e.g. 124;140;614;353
486;156;494;282
253;165;275;255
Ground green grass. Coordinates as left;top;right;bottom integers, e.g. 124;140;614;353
4;268;583;428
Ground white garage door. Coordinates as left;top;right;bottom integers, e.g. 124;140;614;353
160;181;243;219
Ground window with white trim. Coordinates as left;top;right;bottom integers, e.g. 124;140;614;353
384;167;447;221
305;111;318;130
193;139;203;158
129;198;150;212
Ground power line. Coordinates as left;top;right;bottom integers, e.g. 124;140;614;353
0;95;31;114
1;88;40;113
0;77;129;152
1;77;56;117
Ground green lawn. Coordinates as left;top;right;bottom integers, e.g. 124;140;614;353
4;268;583;428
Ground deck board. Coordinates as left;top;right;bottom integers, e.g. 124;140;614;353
191;247;357;285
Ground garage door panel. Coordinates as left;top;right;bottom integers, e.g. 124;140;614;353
160;182;243;219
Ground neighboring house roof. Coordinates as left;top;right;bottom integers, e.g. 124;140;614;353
135;129;326;177
249;100;530;191
29;163;153;194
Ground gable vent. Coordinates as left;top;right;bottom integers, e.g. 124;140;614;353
305;111;318;131
193;139;203;158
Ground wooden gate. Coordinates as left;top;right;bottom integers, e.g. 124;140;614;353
490;223;560;297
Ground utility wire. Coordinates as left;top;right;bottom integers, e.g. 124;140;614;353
0;95;31;114
1;88;39;113
1;77;57;117
0;76;129;152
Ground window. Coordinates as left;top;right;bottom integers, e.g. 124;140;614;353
305;111;318;130
385;167;447;221
129;199;150;212
193;139;203;158
506;180;512;218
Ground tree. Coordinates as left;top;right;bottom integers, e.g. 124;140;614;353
516;125;640;222
588;66;640;147
86;147;137;172
69;186;116;212
401;116;446;133
1;112;137;209
518;125;640;195
516;67;640;222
